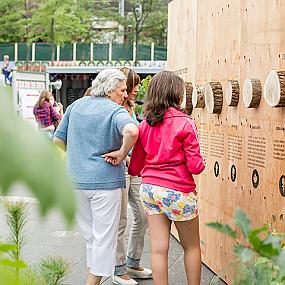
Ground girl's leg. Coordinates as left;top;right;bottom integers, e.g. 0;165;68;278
174;217;201;285
148;214;171;285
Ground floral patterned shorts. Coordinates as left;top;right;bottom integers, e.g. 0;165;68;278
140;183;198;221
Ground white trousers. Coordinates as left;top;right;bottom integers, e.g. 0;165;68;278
76;189;122;277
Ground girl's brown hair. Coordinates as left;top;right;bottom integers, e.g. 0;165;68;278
35;90;52;108
144;71;184;126
120;67;141;95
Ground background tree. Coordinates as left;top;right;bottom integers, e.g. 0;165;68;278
95;0;169;64
28;0;94;61
0;0;28;43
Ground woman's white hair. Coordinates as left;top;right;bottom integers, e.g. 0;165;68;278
91;69;126;97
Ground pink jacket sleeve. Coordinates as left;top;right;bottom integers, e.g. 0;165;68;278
128;136;147;176
182;119;206;175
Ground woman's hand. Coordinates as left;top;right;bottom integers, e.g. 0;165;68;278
102;150;125;166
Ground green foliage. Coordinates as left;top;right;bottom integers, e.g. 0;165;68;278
29;0;93;44
0;202;69;285
207;208;285;284
0;0;95;45
207;222;237;239
0;93;75;223
135;75;152;119
235;207;251;238
40;257;68;285
137;75;152;100
0;0;169;52
5;201;27;262
0;0;27;43
95;0;169;46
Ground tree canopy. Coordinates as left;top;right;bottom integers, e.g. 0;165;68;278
0;0;169;47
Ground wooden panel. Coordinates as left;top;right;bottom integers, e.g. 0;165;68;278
167;0;197;81
168;0;285;284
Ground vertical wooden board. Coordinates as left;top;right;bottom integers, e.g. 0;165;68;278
168;0;285;284
195;0;241;83
167;0;197;82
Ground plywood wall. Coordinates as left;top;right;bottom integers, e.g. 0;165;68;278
168;0;285;283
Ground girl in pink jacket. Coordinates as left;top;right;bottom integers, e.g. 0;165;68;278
128;71;205;285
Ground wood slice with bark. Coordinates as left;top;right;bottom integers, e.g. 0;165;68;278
225;80;239;106
264;70;285;107
243;78;262;108
192;84;205;108
205;81;223;114
184;82;193;115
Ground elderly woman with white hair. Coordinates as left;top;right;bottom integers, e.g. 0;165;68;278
53;69;139;285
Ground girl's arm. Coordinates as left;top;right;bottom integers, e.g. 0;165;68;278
182;120;206;175
128;136;147;176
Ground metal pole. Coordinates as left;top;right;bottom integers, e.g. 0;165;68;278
73;43;77;62
119;0;124;16
108;42;112;62
133;42;136;63
56;45;60;62
32;43;35;62
151;42;155;62
14;43;18;62
90;42;94;62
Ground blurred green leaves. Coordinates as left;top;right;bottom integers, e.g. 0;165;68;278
207;208;285;284
0;91;75;223
207;222;237;239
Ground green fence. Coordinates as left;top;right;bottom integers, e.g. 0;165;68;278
0;43;14;61
60;44;73;61
93;44;108;61
0;43;167;62
154;45;167;60
35;43;53;61
18;43;32;61
112;44;133;61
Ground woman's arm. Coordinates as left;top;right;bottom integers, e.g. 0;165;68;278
53;137;66;152
102;123;138;166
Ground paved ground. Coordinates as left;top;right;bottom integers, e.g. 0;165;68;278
0;184;226;285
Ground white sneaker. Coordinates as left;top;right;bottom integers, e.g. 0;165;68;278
127;267;153;279
112;275;138;285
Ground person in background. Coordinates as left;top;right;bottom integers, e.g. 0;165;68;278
84;87;92;96
33;90;61;140
1;55;13;85
53;69;138;285
49;95;63;129
104;71;205;285
112;67;151;285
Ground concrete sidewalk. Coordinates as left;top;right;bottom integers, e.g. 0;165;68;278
0;185;226;285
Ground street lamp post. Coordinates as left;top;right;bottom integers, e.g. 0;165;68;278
134;3;142;65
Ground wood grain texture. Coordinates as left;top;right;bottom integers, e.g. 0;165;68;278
264;70;285;107
243;78;262;108
226;80;239;106
168;1;285;284
192;84;205;108
205;81;223;114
